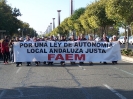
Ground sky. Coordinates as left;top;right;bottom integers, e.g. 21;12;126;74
7;0;95;34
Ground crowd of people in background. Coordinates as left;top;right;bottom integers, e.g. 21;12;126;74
0;33;119;67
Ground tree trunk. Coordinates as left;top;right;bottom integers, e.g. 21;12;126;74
125;25;129;50
101;27;103;37
103;26;106;34
94;29;95;39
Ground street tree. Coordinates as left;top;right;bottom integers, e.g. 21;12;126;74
85;0;115;36
106;0;133;49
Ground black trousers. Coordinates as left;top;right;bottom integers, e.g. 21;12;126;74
27;62;31;65
35;61;39;64
60;61;65;64
2;52;9;63
16;62;22;65
2;53;7;63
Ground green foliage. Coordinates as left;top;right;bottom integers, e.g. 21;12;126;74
106;0;133;25
71;7;85;20
85;0;115;30
0;0;37;37
49;0;133;37
79;14;90;30
121;49;133;56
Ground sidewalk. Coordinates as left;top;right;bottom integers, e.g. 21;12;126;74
121;55;133;63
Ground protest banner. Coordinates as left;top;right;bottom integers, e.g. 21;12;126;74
13;41;121;62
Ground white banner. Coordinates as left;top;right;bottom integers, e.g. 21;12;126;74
13;41;121;62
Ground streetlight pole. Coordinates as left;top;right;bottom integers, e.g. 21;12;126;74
50;23;52;32
70;0;73;15
70;0;75;38
52;18;55;30
57;10;61;26
48;25;50;33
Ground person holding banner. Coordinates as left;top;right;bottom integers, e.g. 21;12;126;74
101;33;109;42
77;36;81;41
24;34;32;66
79;34;87;65
100;33;109;64
15;37;23;67
70;35;76;65
33;37;40;66
47;36;55;65
111;35;119;64
60;36;66;66
42;37;48;65
88;35;94;65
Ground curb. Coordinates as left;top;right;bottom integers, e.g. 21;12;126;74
122;55;133;63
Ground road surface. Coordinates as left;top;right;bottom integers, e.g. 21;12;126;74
0;61;133;99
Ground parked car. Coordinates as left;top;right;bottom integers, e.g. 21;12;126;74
118;36;126;44
129;36;133;45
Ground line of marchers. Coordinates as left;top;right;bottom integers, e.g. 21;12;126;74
27;48;106;53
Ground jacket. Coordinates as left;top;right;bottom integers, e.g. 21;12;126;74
1;41;9;53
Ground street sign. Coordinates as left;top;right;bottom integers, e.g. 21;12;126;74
0;30;6;32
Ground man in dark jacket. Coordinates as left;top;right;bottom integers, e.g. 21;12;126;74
101;33;109;42
101;33;109;64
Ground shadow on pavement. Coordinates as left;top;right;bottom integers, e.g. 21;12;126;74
0;86;133;99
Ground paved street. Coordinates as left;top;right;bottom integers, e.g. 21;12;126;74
0;61;133;99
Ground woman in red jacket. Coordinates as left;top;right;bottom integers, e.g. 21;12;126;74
1;39;9;64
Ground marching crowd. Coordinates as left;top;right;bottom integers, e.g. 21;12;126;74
0;33;118;67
